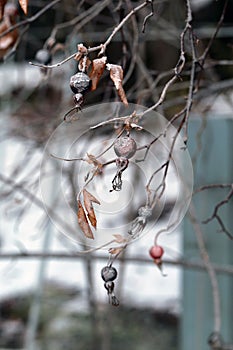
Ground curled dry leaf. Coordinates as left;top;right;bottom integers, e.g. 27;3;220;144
74;52;82;62
77;200;94;239
0;0;8;20
109;247;124;255
130;122;143;130
0;5;19;59
77;43;88;54
89;56;107;91
86;153;103;175
74;43;88;61
78;56;92;72
106;63;128;106
0;31;18;52
113;234;127;243
83;188;100;229
19;0;28;15
86;153;99;165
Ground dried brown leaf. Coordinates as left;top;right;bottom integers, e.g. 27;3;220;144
78;57;92;72
109;247;124;255
107;63;128;106
77;200;94;239
18;0;28;15
83;189;100;229
83;189;100;205
0;34;14;49
86;153;97;164
89;56;107;91
86;154;103;169
74;44;88;61
74;51;82;62
0;0;8;20
107;64;123;89
77;43;88;54
0;23;18;58
113;234;127;243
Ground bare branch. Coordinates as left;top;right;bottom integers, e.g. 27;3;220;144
200;0;229;64
0;0;61;38
29;0;151;69
189;202;221;334
202;186;233;239
0;252;232;276
142;0;154;33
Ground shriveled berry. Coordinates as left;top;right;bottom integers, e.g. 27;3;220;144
111;295;120;306
35;49;52;65
70;72;91;94
114;136;137;159
104;281;115;293
73;93;84;107
101;266;117;282
149;245;164;259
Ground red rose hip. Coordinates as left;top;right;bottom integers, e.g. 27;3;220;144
149;245;164;259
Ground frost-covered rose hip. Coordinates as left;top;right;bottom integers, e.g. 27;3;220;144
35;49;52;65
101;266;118;282
70;72;91;94
149;245;164;259
114;136;137;159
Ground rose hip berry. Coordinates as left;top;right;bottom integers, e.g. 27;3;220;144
149;245;164;259
101;266;118;282
114;136;137;159
70;72;91;94
35;49;52;65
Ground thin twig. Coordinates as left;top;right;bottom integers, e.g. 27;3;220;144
189;202;221;334
199;0;229;64
47;0;110;43
194;183;233;194
0;252;232;275
0;0;61;38
139;75;178;118
142;0;154;33
29;0;151;69
50;154;86;162
138;0;193;120
29;52;77;68
90;115;130;129
202;186;233;239
135;132;164;162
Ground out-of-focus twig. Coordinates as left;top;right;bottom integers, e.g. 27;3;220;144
189;202;221;335
0;0;61;38
202;186;233;239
